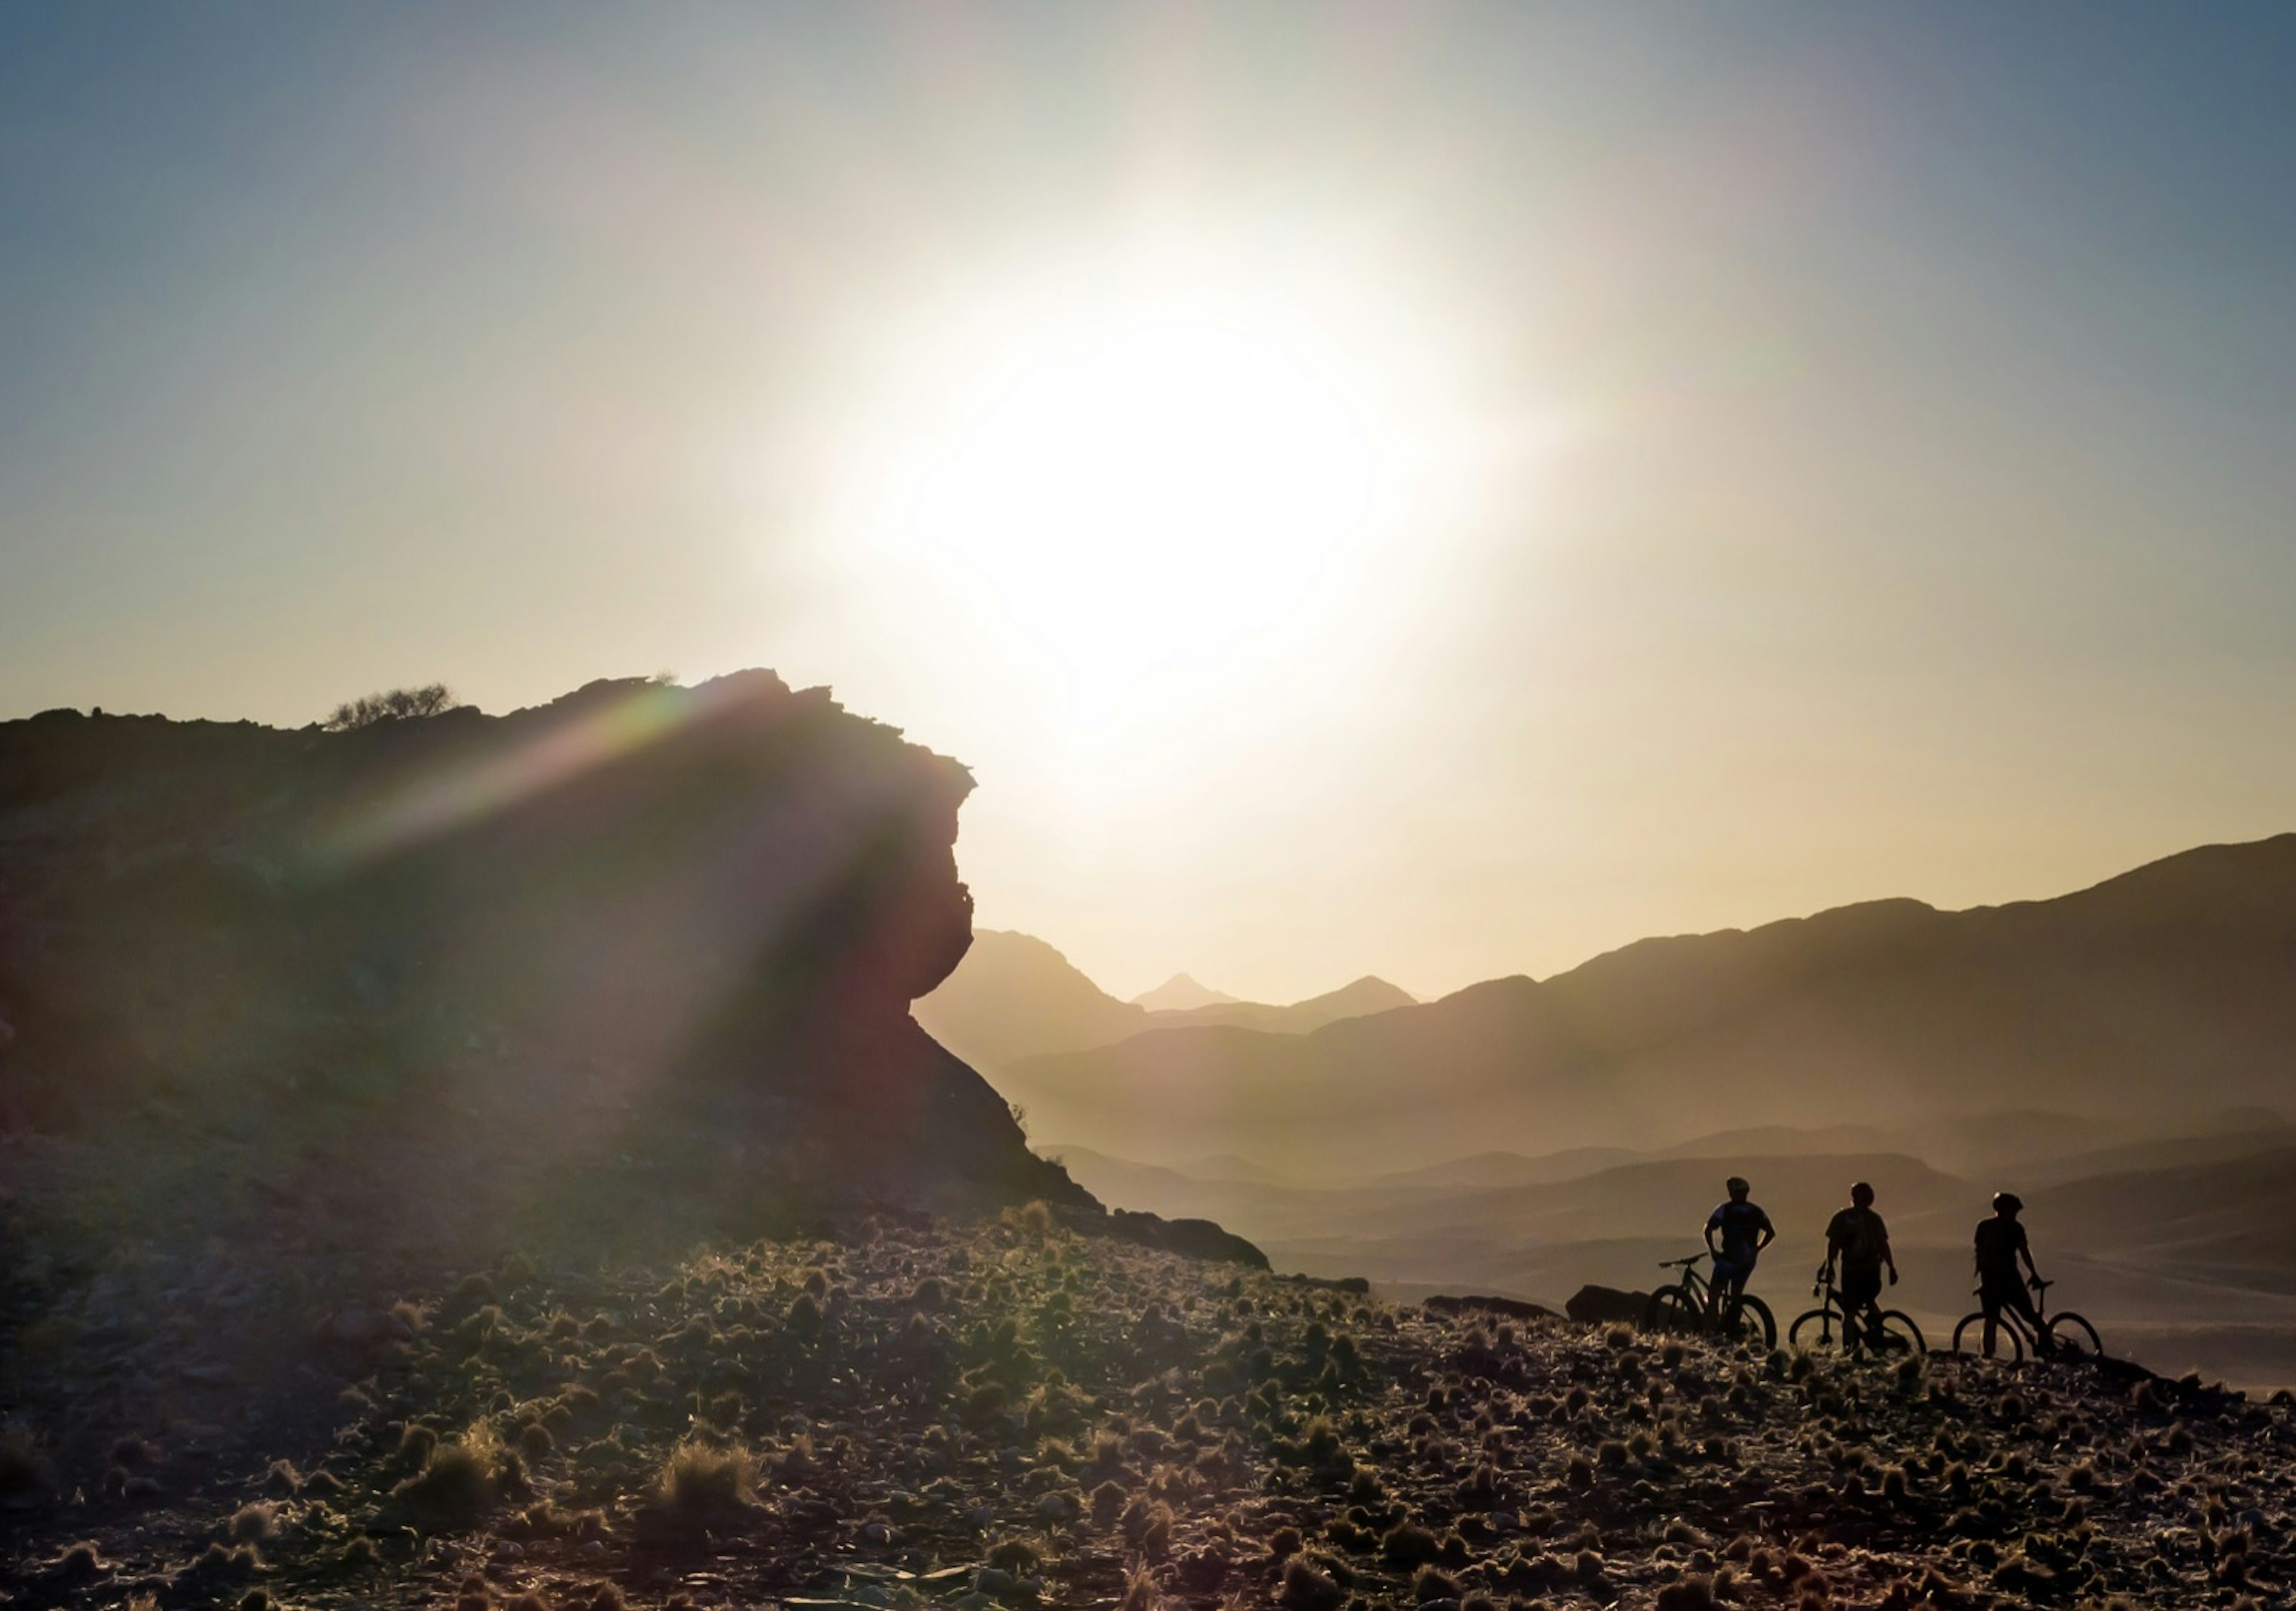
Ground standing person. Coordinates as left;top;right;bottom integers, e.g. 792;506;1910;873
1703;1176;1776;1325
1975;1191;2044;1358
1822;1181;1898;1349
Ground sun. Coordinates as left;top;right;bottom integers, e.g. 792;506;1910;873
813;237;1464;732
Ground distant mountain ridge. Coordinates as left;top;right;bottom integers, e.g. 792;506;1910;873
911;930;1417;1071
999;834;2296;1176
1132;973;1237;1011
1150;975;1419;1035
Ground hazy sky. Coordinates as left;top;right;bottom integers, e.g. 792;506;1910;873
5;5;2295;1002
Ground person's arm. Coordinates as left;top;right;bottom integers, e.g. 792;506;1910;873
2019;1228;2041;1285
1704;1208;1723;1258
1881;1222;1899;1284
1755;1210;1775;1255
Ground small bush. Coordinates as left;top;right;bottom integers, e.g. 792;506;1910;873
1381;1520;1440;1566
227;1502;279;1542
1279;1556;1345;1611
1411;1566;1460;1603
54;1541;105;1581
987;1539;1040;1575
323;683;463;731
657;1439;758;1516
1657;1578;1721;1611
393;1427;504;1529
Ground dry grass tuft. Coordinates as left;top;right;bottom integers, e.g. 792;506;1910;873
1278;1555;1345;1611
226;1501;279;1542
655;1438;758;1516
393;1424;505;1529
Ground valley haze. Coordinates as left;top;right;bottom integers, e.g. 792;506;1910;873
920;839;2296;1389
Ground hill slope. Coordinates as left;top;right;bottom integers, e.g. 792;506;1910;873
1003;834;2296;1176
2;1213;2285;1611
909;929;1150;1071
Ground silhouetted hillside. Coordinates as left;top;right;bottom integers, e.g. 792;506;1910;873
909;928;1148;1071
0;673;1080;1218
2025;1143;2296;1294
1003;834;2296;1177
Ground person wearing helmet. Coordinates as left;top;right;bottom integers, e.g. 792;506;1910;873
1823;1181;1898;1348
1975;1191;2042;1357
1703;1176;1776;1325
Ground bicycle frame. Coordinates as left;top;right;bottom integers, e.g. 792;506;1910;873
1806;1276;1882;1345
1645;1253;1777;1348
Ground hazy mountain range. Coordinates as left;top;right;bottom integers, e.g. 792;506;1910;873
990;834;2296;1178
1129;973;1238;1011
1045;1106;2296;1381
911;928;1415;1072
917;834;2296;1383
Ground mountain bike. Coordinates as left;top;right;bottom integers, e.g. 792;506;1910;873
1949;1278;2103;1364
1642;1253;1778;1348
1787;1268;1925;1356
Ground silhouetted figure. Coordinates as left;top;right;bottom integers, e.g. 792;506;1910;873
1823;1180;1898;1345
1703;1175;1775;1322
1976;1191;2043;1357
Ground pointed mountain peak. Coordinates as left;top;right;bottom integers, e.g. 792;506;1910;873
1131;974;1238;1012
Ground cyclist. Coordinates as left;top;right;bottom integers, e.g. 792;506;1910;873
1822;1181;1899;1349
1974;1191;2044;1358
1703;1176;1775;1325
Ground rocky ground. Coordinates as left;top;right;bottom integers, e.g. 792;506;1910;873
5;1167;2294;1611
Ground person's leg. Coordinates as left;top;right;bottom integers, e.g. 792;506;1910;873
1843;1269;1882;1350
2005;1282;2040;1355
1981;1288;2004;1358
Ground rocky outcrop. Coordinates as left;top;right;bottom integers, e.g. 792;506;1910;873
1564;1284;1651;1325
0;672;1084;1214
1096;1208;1269;1268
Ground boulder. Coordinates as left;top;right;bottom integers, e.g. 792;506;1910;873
1564;1285;1651;1325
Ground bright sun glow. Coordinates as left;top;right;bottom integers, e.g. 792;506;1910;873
814;237;1485;754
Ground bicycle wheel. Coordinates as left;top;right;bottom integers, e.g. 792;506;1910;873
1873;1310;1926;1355
1723;1294;1777;1350
2045;1313;2104;1362
1788;1307;1842;1351
1643;1286;1701;1335
1951;1312;2024;1364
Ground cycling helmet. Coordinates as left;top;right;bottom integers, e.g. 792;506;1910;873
1726;1176;1751;1197
1850;1181;1875;1206
1992;1191;2023;1213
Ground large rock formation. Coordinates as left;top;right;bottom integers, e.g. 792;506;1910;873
0;671;1085;1216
